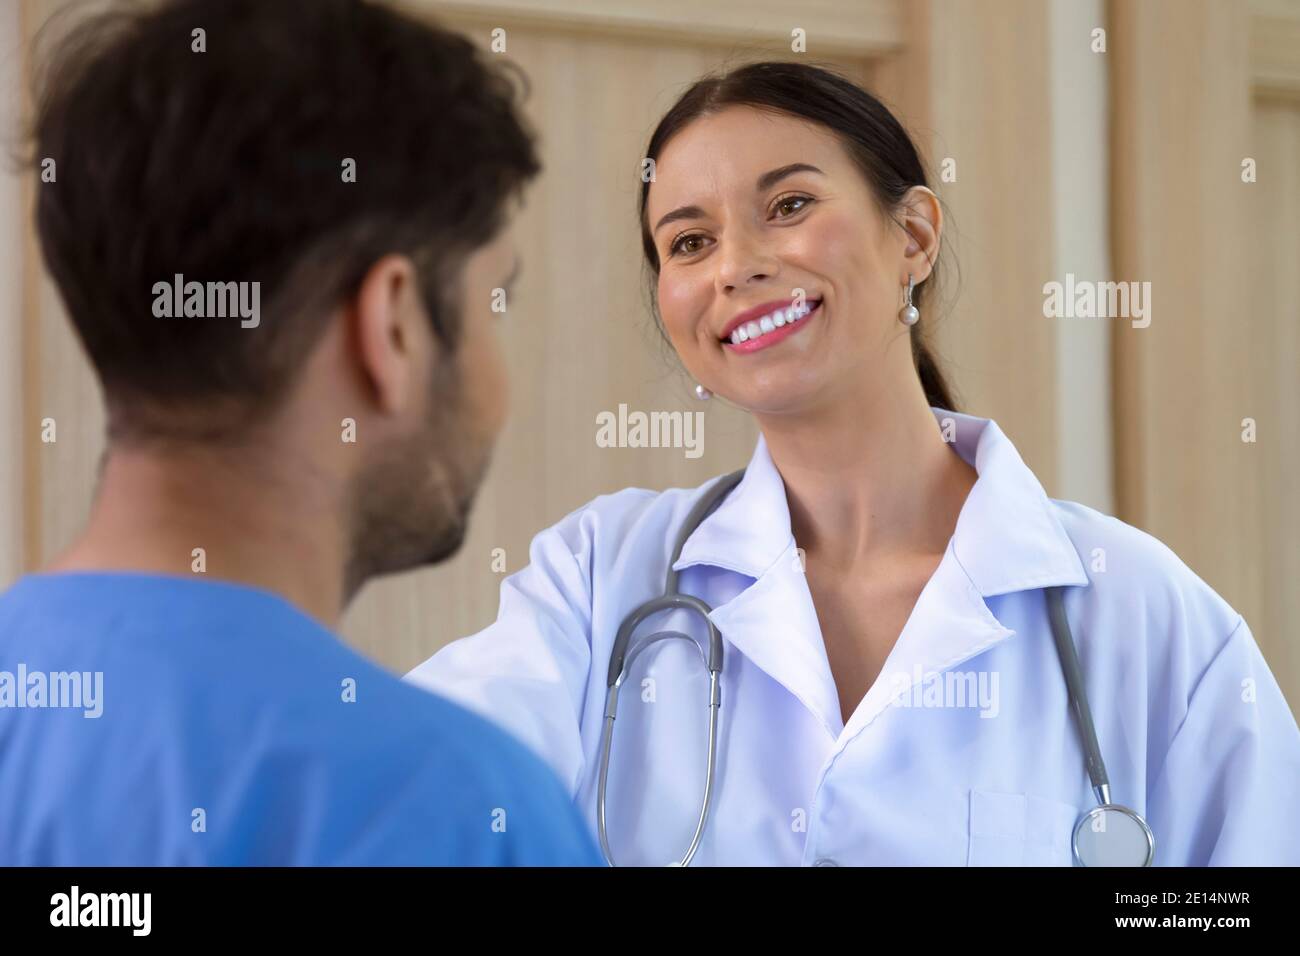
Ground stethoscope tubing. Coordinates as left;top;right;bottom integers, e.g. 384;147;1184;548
597;472;1153;866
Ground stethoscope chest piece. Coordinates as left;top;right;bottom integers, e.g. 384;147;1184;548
1072;803;1156;866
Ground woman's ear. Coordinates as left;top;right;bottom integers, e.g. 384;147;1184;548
351;254;423;416
898;185;942;284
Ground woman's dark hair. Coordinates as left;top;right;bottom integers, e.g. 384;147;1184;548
637;60;959;412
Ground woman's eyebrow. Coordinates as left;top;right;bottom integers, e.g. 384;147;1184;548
653;164;826;235
653;204;707;235
756;162;824;192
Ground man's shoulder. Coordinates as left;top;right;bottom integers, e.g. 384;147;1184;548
0;572;599;864
284;678;600;865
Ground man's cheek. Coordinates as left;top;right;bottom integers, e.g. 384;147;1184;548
463;326;508;436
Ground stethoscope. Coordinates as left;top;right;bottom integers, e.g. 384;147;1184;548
596;469;1157;867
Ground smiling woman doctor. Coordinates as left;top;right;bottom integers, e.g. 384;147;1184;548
407;62;1300;867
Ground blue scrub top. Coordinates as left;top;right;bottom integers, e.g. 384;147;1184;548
0;572;602;866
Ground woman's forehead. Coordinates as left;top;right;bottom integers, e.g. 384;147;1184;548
648;108;845;213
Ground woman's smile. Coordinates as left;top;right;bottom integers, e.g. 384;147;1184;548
720;297;822;354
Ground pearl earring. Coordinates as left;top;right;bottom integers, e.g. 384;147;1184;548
899;274;920;326
694;384;712;400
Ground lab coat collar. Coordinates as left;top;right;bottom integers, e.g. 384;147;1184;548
941;409;1090;596
672;407;1088;596
670;407;1089;740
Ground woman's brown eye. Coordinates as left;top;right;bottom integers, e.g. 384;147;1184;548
672;234;704;256
776;196;810;217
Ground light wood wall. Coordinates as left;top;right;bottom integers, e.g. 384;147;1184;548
1111;0;1300;706
1;0;1295;718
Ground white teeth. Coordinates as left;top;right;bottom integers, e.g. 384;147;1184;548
726;301;819;345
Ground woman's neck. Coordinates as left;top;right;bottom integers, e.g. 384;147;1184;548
756;380;977;571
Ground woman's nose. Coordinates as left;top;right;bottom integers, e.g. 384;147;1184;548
715;230;780;293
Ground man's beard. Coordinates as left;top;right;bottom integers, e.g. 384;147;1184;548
342;373;493;601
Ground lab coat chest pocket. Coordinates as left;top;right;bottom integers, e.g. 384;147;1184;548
967;789;1079;866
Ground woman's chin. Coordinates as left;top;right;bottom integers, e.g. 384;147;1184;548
724;373;833;418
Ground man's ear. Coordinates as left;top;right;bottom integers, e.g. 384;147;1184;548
898;185;942;285
351;254;424;415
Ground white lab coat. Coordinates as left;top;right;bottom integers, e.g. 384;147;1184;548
407;408;1300;866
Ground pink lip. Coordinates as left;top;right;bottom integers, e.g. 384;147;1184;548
723;300;821;354
720;297;807;340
